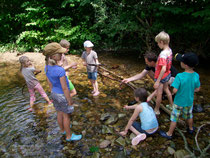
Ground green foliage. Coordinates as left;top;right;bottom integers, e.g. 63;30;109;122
0;0;209;57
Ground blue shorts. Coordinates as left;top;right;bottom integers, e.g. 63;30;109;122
154;73;171;84
88;72;97;80
132;121;158;136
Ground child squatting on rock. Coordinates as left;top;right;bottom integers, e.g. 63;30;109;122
119;88;159;146
19;56;52;111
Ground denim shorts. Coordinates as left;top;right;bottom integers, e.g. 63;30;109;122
51;92;74;114
88;72;97;80
170;104;193;122
154;73;171;84
132;121;158;136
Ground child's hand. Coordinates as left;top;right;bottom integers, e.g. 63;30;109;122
83;62;87;66
123;105;129;110
119;131;127;137
153;81;159;89
121;78;130;84
71;62;77;69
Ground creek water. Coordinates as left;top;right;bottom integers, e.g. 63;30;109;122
0;52;209;157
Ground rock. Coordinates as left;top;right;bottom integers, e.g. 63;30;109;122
174;150;190;158
167;146;175;155
105;113;118;125
115;137;126;146
99;140;111;148
193;104;204;113
100;113;111;121
114;151;126;158
92;152;100;158
129;133;136;140
102;125;114;134
72;121;79;126
118;113;126;118
68;150;77;155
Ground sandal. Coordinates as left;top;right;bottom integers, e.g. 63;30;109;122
132;133;147;146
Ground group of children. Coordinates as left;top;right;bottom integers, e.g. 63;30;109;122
120;31;200;144
19;31;200;144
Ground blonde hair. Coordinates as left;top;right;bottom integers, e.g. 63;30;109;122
155;31;170;44
59;39;70;48
19;56;29;71
45;55;57;73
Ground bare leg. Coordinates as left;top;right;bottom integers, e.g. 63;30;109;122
147;90;157;102
63;113;71;139
163;82;173;106
30;100;34;108
187;118;193;130
130;126;141;136
167;121;177;136
57;111;64;133
154;84;163;114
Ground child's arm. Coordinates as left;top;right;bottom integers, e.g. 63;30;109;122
120;105;142;136
46;77;52;92
95;58;100;65
34;68;42;75
154;65;166;89
60;76;73;106
194;87;200;92
172;87;178;95
82;59;87;66
63;62;77;71
124;104;138;110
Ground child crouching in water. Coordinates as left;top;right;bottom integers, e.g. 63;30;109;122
19;56;52;111
120;88;159;146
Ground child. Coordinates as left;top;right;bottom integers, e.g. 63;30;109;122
119;88;159;146
43;42;82;141
19;56;52;110
153;31;173;114
81;40;100;96
58;39;77;97
159;52;200;139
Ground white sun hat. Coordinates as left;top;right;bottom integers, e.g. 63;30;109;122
84;40;94;48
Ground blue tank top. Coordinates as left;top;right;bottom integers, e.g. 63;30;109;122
139;102;159;130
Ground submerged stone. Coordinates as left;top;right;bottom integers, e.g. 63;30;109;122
99;140;111;148
115;137;126;146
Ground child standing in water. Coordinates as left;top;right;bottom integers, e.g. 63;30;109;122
58;39;77;97
81;40;100;96
44;42;82;142
19;56;52;110
120;88;159;146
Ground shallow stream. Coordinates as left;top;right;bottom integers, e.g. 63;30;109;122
0;52;209;157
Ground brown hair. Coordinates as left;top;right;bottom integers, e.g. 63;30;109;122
19;56;29;71
134;88;148;102
144;51;157;62
59;39;70;48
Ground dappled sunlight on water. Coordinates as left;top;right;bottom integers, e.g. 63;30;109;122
0;53;209;157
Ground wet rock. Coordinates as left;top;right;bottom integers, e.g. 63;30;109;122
167;146;175;155
100;113;111;121
105;135;115;140
170;141;176;149
114;151;126;158
105;113;118;125
129;133;136;140
68;150;77;155
102;125;114;134
72;121;79;126
101;93;107;98
174;150;190;158
115;137;126;146
99;140;111;148
92;152;100;158
193;104;204;113
118;113;126;118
